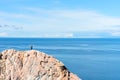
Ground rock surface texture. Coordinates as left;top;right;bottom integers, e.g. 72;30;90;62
0;49;80;80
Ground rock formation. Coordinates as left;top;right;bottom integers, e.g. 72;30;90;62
0;49;80;80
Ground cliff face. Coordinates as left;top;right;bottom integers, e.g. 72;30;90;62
0;49;80;80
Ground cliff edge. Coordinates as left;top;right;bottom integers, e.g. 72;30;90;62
0;49;80;80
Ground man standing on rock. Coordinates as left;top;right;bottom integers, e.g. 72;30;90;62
30;45;33;50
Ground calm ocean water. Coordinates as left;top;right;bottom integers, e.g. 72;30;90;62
0;38;120;80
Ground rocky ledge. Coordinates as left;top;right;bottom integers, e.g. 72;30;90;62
0;49;80;80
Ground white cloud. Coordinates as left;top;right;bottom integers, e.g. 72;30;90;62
20;8;120;31
37;33;74;38
0;32;8;36
1;8;120;37
111;32;120;36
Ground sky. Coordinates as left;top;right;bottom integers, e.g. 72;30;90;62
1;0;120;38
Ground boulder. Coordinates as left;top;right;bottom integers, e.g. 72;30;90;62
0;49;81;80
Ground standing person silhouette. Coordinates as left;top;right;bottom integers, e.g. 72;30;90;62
30;45;33;50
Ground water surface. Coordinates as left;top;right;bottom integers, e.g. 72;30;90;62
0;38;120;80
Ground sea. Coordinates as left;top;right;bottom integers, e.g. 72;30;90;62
0;38;120;80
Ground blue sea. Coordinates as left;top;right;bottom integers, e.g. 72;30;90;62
0;38;120;80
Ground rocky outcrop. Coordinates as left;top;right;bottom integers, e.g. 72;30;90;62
0;49;80;80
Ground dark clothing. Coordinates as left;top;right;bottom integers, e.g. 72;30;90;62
30;46;33;50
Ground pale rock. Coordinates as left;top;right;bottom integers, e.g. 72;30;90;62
0;49;81;80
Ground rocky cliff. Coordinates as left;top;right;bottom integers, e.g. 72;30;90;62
0;49;80;80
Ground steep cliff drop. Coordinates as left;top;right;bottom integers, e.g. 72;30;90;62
0;49;81;80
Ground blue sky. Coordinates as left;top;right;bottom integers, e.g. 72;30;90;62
1;0;120;38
